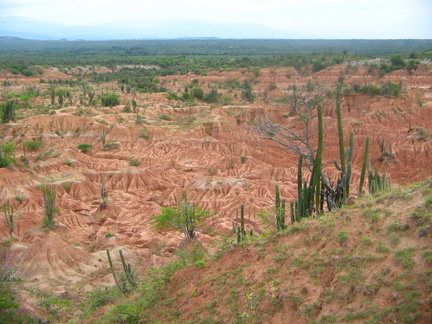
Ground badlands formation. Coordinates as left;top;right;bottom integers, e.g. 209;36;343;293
0;63;431;322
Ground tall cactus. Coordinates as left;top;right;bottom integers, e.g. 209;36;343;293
275;184;286;230
334;82;354;206
119;249;137;289
336;83;345;175
358;136;370;196
297;156;303;200
314;105;323;214
237;204;247;243
107;249;137;293
339;131;354;203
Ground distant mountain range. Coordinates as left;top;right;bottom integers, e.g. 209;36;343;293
0;16;311;40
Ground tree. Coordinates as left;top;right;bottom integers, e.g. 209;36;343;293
191;87;204;100
153;196;210;241
252;84;327;168
203;88;220;104
390;55;406;71
312;60;325;72
241;80;255;103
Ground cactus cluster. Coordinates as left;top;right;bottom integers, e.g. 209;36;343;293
106;249;137;294
368;165;390;194
233;204;253;243
291;83;389;219
322;84;373;211
290;105;324;222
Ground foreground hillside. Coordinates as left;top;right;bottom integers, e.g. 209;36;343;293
83;178;432;323
0;60;431;322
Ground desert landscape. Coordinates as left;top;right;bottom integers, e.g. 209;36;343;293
0;42;432;323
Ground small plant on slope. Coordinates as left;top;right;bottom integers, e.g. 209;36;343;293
153;194;210;242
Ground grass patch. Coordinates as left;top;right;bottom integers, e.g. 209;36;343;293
395;248;415;269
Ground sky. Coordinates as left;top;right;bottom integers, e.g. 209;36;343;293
1;0;431;39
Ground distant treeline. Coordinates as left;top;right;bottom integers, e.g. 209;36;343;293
0;38;431;77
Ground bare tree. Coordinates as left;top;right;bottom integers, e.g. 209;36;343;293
251;84;329;168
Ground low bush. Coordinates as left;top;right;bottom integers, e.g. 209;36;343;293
77;143;93;153
24;140;44;152
101;93;120;107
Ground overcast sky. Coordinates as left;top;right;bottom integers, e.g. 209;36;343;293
1;0;431;38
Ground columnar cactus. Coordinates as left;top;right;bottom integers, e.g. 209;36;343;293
358;136;370;196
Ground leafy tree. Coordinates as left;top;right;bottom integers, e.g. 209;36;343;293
407;59;420;74
191;87;204;100
203;88;220;104
390;54;406;71
312;60;325;72
379;62;390;76
241;80;255;103
56;89;66;106
153;196;210;240
380;81;402;97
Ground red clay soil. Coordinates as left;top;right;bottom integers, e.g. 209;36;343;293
0;63;431;321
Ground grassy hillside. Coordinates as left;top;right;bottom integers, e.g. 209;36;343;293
76;178;432;324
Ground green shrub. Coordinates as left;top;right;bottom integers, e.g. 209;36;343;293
424;196;432;208
312;60;325;72
153;196;210;240
102;142;120;150
337;231;348;244
181;92;192;101
191;87;204;99
101;93;120;107
24;140;44;151
22;69;34;77
1;100;17;123
77;143;93;153
128;157;140;167
82;287;122;316
203;88;219;103
166;92;180;100
122;105;131;113
41;184;56;229
390;54;407;71
0;265;20;322
1;142;16;164
159;114;171;121
0;157;11;168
